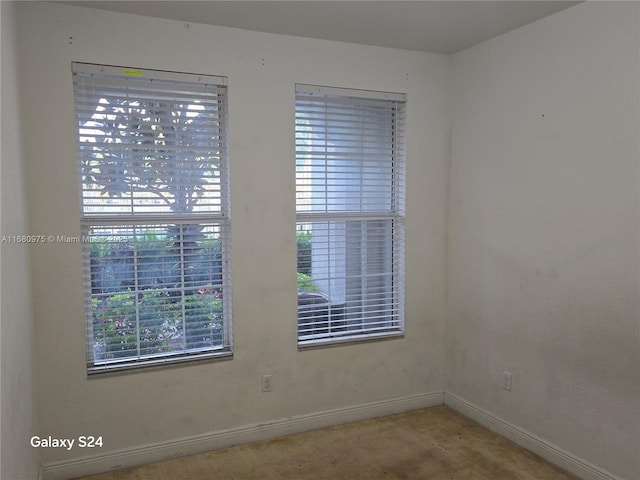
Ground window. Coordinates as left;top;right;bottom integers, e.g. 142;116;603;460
295;84;406;346
73;63;231;373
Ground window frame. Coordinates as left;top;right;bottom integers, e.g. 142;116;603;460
295;84;406;348
73;63;233;374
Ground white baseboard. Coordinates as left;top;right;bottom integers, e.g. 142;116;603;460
444;392;625;480
41;391;444;480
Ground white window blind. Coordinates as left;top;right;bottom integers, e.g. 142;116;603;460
295;84;405;346
73;63;232;373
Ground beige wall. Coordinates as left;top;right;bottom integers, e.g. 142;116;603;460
1;2;39;479
15;1;450;468
448;2;640;479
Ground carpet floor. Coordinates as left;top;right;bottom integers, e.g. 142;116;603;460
76;406;578;479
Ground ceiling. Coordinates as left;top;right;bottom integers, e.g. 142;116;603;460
57;1;581;54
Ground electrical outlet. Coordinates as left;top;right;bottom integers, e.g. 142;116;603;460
262;374;273;392
503;371;512;392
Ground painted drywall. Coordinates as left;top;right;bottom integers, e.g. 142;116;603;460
1;2;40;479
448;2;639;479
15;1;450;467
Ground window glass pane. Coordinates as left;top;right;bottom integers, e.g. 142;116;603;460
86;223;227;364
295;97;395;214
297;220;402;342
74;69;226;216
